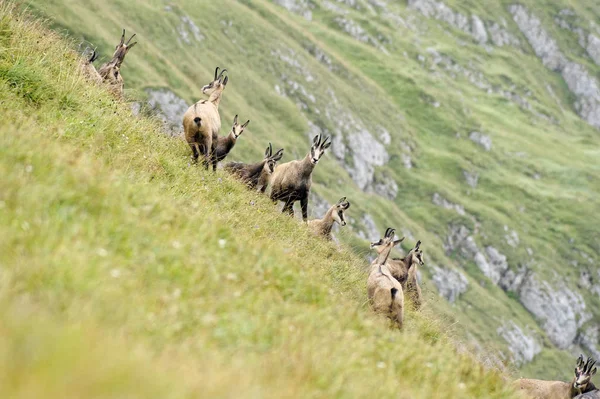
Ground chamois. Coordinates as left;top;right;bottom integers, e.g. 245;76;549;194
387;240;425;310
367;228;405;328
225;143;284;192
214;114;250;164
182;67;229;169
514;355;597;399
269;134;331;221
307;197;350;240
97;29;137;98
80;49;102;83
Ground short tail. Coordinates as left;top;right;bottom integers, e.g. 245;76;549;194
193;116;202;127
391;287;398;300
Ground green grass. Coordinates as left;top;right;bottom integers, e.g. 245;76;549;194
10;0;600;383
0;3;522;397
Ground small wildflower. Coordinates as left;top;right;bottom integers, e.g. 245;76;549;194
218;239;226;248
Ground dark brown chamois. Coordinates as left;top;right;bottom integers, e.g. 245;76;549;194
214;114;250;164
225;143;284;192
387;240;425;310
269;134;331;221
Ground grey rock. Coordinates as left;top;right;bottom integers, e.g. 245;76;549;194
431;265;469;303
333;16;389;53
510;5;566;71
357;213;380;241
577;326;600;360
497;321;541;366
345;129;389;190
469;131;492;151
504;226;520;248
444;224;471;254
471;15;488;44
145;88;189;136
371;177;398;200
309;192;331;219
518;275;591;349
483;246;509;284
463;170;479;188
432;193;466;215
587;34;600;65
488;20;520;47
499;264;528;292
177;15;204;45
273;0;313;20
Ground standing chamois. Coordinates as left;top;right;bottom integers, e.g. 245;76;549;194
214;114;250;164
387;240;425;310
225;143;284;192
307;197;350;240
98;29;137;98
80;49;102;84
269;134;331;220
367;228;405;328
514;355;597;399
182;67;229;170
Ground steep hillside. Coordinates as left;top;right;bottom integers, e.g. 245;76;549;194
0;2;520;398
19;0;600;381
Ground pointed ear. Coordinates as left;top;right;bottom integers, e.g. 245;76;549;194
265;143;272;158
592;367;597;376
321;136;332;149
370;239;383;248
223;76;229;86
415;240;421;250
312;134;320;146
393;237;405;246
233;114;238;125
119;29;125;46
242;120;250;128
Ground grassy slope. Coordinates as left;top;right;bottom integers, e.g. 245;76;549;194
17;0;600;380
0;3;520;398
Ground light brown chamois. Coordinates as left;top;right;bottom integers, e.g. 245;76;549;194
80;49;102;84
98;29;137;98
269;134;331;220
182;67;229;170
367;228;405;328
514;355;597;399
307;197;350;240
214;114;250;164
387;240;425;310
225;143;284;192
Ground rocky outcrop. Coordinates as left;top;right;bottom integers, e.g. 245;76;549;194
469;131;492;151
577;326;600;360
463;170;479;188
333;16;389;54
471;15;488;44
431;265;469;303
497;321;541;366
518;275;591;349
177;15;204;44
357;213;380;241
145;88;189;135
510;5;600;129
587;34;600;66
273;0;313;21
432;193;465;215
488;20;521;47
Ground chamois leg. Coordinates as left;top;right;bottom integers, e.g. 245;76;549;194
282;196;295;217
189;142;200;164
300;193;308;222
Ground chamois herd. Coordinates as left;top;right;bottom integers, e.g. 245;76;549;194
81;30;598;399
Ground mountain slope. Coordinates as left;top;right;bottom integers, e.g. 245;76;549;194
21;0;600;380
0;2;518;398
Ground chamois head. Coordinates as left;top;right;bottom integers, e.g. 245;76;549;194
370;228;405;254
231;115;250;139
309;134;331;165
407;240;425;267
574;356;597;391
332;197;351;226
202;67;229;95
264;143;284;173
112;29;137;67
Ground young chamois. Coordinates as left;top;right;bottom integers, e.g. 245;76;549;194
387;240;425;310
514;355;597;399
307;197;350;240
225;143;284;192
214;114;250;164
98;29;137;98
269;134;331;220
367;228;405;328
182;67;229;170
80;49;102;84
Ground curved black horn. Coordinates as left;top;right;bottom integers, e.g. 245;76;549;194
218;69;228;80
214;67;220;80
88;49;97;63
